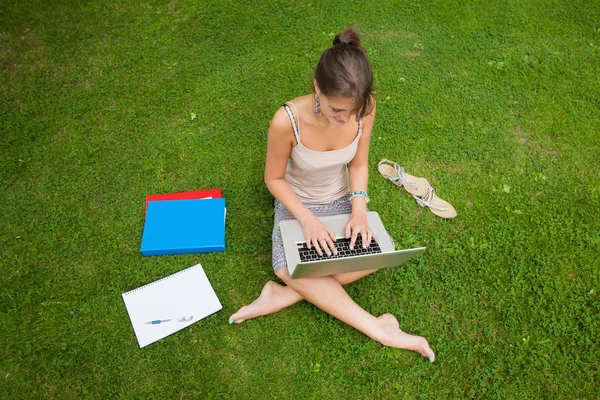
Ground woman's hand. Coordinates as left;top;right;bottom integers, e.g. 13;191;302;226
300;215;338;257
345;213;378;249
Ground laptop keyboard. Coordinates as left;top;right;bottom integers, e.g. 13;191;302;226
297;236;382;263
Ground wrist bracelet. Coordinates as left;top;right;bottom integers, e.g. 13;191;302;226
349;190;370;203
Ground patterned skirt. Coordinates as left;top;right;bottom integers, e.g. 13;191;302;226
272;194;352;273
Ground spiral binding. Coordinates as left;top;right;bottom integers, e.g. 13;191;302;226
123;264;201;296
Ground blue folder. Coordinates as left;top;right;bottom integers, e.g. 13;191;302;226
140;198;226;256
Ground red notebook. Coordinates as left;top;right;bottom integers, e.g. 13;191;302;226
145;188;222;215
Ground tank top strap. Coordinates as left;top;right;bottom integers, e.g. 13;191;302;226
282;102;301;144
358;117;363;136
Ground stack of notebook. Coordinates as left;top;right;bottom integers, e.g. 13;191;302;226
140;188;226;256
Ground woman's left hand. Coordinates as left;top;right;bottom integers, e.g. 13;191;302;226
345;213;378;249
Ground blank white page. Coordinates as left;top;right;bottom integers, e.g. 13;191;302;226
122;263;222;348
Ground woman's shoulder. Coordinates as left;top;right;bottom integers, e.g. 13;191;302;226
361;96;377;122
270;105;292;131
270;96;306;135
365;95;377;115
271;94;312;125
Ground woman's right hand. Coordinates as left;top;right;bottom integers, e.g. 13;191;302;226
300;215;338;257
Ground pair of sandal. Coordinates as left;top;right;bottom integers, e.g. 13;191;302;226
377;159;457;219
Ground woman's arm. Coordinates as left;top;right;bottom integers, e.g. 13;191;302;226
265;107;337;256
346;101;377;247
264;107;314;223
348;101;376;214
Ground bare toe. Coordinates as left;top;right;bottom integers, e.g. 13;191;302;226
229;308;249;324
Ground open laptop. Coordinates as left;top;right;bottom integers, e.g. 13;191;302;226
279;211;426;279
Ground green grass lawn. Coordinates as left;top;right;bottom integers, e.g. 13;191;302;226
1;0;599;398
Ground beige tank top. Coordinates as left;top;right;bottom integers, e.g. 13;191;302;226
282;102;363;204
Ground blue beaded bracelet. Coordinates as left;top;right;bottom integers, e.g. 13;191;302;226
349;190;370;203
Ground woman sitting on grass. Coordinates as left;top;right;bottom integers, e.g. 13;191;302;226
229;25;434;362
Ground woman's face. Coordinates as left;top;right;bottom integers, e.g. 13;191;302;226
318;93;357;126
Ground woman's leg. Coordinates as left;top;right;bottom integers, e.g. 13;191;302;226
275;269;434;359
228;269;377;324
231;269;434;360
235;196;371;325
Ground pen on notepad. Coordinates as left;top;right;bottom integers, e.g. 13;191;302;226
145;316;194;325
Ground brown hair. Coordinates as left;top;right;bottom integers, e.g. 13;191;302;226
314;25;374;119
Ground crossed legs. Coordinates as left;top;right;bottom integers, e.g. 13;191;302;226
229;269;434;361
229;269;376;324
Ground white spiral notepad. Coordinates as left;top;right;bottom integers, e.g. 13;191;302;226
122;263;222;348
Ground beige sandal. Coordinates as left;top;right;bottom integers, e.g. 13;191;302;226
412;187;457;219
377;159;430;196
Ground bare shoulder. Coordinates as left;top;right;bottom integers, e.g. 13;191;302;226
360;96;377;133
270;105;293;133
270;95;310;130
268;105;297;149
364;96;377;119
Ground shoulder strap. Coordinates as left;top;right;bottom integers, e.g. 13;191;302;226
282;103;301;144
358;118;363;136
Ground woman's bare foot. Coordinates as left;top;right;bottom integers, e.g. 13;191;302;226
229;281;303;324
376;313;435;362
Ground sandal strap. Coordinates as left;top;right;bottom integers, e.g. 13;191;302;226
378;158;419;188
398;165;419;188
412;187;448;212
378;159;401;183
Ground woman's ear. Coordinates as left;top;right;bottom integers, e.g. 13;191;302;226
313;79;320;94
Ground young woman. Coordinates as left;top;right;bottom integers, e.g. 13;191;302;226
229;26;434;362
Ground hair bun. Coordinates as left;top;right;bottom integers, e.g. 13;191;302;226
332;25;364;52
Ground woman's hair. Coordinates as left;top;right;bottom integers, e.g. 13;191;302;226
314;25;374;119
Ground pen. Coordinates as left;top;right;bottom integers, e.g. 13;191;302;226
146;319;172;325
145;316;193;325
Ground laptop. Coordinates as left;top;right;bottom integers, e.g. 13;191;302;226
279;211;426;279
